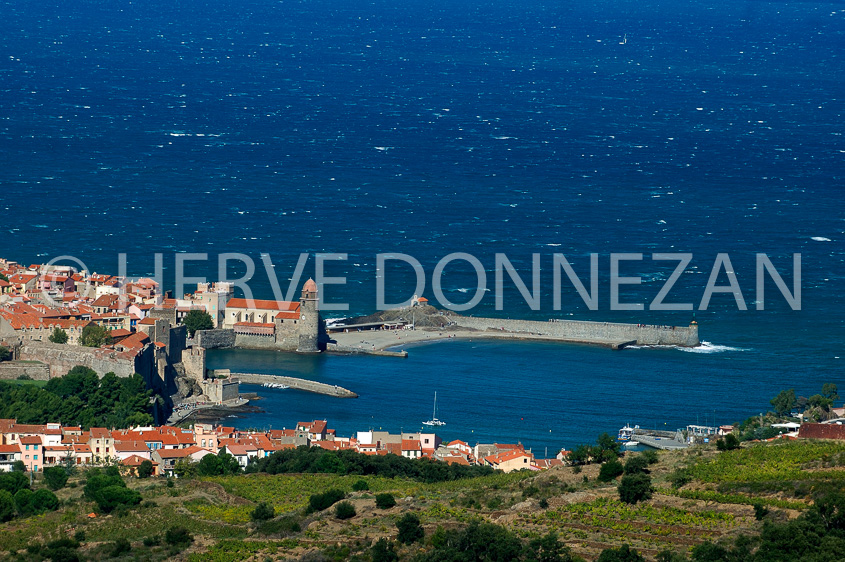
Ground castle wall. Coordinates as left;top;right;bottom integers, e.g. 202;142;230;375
453;317;699;347
0;361;51;381
17;342;141;378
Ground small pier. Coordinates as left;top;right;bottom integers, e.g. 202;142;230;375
634;432;688;450
232;373;358;398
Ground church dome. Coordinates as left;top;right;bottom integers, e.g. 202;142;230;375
303;278;317;293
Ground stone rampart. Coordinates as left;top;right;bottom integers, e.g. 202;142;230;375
18;342;140;379
234;334;298;351
0;361;51;381
195;329;236;349
453;317;699;347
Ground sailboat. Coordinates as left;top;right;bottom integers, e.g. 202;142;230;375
422;391;446;426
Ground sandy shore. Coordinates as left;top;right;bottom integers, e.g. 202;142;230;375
330;327;626;352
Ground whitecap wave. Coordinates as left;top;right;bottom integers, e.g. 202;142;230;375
678;341;748;354
811;237;832;242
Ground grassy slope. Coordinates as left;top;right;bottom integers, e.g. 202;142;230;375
2;440;844;561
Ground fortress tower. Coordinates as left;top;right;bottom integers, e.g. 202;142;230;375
297;278;320;353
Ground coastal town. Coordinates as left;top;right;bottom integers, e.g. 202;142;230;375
0;417;567;477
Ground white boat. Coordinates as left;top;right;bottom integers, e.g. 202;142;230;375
617;424;637;441
422;391;446;426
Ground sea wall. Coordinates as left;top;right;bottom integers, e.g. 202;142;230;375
0;361;51;381
453;317;699;347
233;372;357;398
195;329;236;349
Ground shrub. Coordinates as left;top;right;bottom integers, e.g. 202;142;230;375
642;450;659;465
257;515;301;536
668;468;692;489
142;536;161;547
716;433;741;451
334;501;356;520
753;502;769;521
352;479;369;491
308;488;345;513
251;501;275;522
110;538;131;557
46;538;79;550
618;473;654;505
598;459;624;483
396;513;424;544
370;538;399;562
164;526;193;547
73;531;85;543
598;544;645;561
375;493;397;509
43;467;68;491
623;455;650;475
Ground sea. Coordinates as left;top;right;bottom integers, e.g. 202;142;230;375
1;0;842;454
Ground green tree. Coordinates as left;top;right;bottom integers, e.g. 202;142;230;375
770;389;797;416
370;538;399;562
79;324;112;348
13;488;34;516
174;458;197;479
822;383;839;402
0;490;15;522
618;473;654;504
623;455;650;475
31;489;60;513
43;466;68;490
596;432;622;457
352;479;369;491
527;531;575;562
49;327;69;344
598;544;646;562
182;309;214;337
598;459;624;482
396;513;424;544
137;460;154;479
808;394;833;411
0;346;10;362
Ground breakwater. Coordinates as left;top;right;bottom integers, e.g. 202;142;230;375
453;317;699;348
231;373;358;398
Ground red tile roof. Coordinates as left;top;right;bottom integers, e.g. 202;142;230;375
797;423;845;440
227;298;300;312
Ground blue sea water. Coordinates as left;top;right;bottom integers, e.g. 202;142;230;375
1;0;843;452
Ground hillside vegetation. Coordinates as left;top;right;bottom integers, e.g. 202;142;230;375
1;440;845;561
